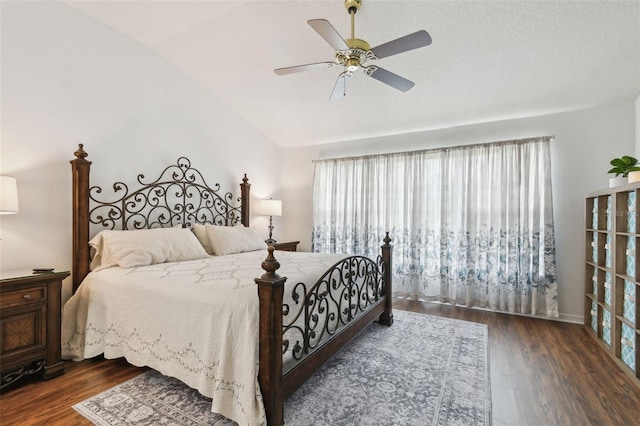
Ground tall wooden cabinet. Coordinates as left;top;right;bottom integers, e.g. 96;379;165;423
585;184;639;385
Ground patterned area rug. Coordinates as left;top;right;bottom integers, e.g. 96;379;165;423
74;310;491;425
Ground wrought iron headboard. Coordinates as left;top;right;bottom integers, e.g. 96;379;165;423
89;157;243;231
70;144;251;292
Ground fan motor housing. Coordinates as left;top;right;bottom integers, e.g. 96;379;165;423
336;37;376;69
346;38;370;51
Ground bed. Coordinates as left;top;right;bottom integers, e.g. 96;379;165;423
63;144;393;426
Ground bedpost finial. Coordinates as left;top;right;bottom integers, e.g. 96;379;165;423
260;246;281;278
242;173;249;185
74;144;88;160
383;232;392;245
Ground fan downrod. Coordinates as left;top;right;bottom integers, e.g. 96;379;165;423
340;0;370;72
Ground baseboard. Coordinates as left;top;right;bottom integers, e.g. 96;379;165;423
394;297;585;324
556;313;584;324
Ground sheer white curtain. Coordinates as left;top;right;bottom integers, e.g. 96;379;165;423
312;137;558;317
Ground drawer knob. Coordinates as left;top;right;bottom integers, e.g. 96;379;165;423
22;294;31;300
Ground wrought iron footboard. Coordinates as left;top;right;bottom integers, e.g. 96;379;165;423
282;255;385;363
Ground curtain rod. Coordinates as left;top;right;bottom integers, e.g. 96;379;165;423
312;135;554;164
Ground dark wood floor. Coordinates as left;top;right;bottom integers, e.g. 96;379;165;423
1;300;639;425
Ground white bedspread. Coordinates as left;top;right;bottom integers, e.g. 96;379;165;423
62;249;346;426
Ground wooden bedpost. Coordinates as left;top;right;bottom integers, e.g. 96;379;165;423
241;174;250;227
254;247;286;426
70;144;92;293
379;232;394;326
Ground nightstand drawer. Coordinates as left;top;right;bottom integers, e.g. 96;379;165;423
1;286;47;309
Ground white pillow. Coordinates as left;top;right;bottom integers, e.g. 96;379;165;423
205;224;267;256
89;233;106;271
89;227;209;270
192;224;214;255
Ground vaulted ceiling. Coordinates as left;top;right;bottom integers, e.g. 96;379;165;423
66;0;640;147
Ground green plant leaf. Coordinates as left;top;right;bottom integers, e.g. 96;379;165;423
608;155;639;176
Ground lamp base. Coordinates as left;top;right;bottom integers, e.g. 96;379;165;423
266;215;277;246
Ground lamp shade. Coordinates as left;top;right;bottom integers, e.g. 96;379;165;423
0;175;19;214
260;199;282;217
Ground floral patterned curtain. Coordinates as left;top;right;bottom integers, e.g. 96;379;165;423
312;136;558;317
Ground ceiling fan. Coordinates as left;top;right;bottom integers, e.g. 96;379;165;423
274;0;432;101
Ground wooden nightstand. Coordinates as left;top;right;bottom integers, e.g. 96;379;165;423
272;241;300;252
0;269;69;389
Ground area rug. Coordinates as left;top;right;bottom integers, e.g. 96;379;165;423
73;310;491;426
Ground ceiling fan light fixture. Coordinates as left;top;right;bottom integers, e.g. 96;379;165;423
345;57;359;72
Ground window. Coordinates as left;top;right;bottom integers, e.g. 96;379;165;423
312;136;557;317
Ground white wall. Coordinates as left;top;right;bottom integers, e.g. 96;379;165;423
281;101;638;321
636;94;640;157
0;1;281;302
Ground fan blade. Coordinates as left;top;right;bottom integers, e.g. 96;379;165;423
367;67;415;92
371;30;432;59
275;62;335;75
308;19;349;51
330;72;352;101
